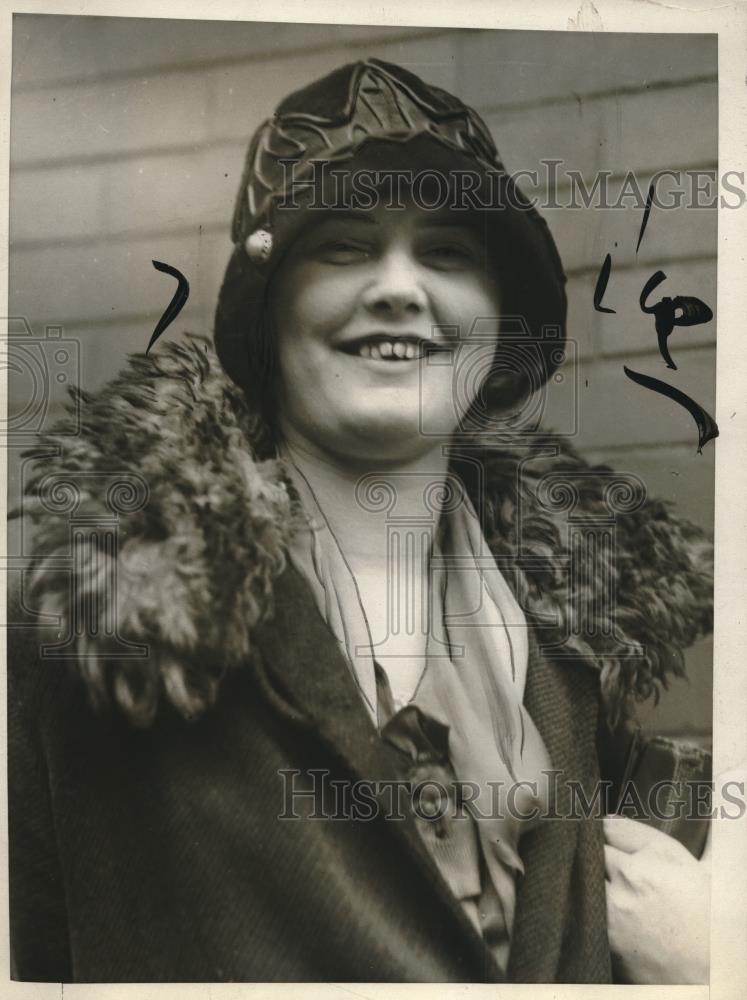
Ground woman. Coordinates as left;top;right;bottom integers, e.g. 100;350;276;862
9;58;712;983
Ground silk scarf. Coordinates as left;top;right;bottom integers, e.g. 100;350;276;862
282;456;551;941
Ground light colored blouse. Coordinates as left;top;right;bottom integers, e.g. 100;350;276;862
283;459;552;973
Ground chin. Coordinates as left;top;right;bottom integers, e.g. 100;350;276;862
330;412;448;465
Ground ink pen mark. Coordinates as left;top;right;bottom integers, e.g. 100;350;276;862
146;261;190;355
593;253;616;313
636;182;655;253
640;270;713;370
623;366;719;453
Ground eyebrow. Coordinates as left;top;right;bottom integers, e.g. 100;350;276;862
314;211;377;225
313;210;482;231
418;215;483;230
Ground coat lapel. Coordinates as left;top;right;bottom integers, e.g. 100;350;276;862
508;627;610;982
252;562;504;982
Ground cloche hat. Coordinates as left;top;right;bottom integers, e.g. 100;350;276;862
214;58;567;419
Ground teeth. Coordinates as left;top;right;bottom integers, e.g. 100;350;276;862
355;339;423;359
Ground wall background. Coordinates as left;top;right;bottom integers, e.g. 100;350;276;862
7;14;717;741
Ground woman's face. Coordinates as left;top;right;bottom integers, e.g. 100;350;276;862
268;197;501;465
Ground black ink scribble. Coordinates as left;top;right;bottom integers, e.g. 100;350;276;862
636;182;656;253
146;261;190;355
639;270;713;370
623;366;719;453
593;253;616;313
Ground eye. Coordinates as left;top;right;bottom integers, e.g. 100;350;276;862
422;242;477;269
316;240;371;264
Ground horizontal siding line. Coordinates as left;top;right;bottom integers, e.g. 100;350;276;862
10;138;242;174
565;252;716;280
480;73;716;119
19;311;209;334
11;26;457;95
585;342;716;362
595;341;716;362
548;160;718;197
583;439;717;457
10;80;718;175
583;443;710;460
10;222;228;253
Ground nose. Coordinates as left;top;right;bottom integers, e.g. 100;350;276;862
360;247;428;319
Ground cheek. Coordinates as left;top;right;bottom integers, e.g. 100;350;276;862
447;281;500;331
270;267;353;420
275;277;364;404
272;263;355;339
270;269;327;375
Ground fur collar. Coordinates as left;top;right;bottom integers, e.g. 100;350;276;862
21;335;713;728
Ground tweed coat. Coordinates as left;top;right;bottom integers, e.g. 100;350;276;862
8;336;713;983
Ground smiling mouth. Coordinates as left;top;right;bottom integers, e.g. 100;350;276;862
338;335;451;361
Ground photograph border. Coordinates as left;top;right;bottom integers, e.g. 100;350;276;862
0;1;745;998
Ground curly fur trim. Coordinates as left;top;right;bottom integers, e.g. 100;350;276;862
470;443;713;728
21;336;290;726
18;335;713;728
